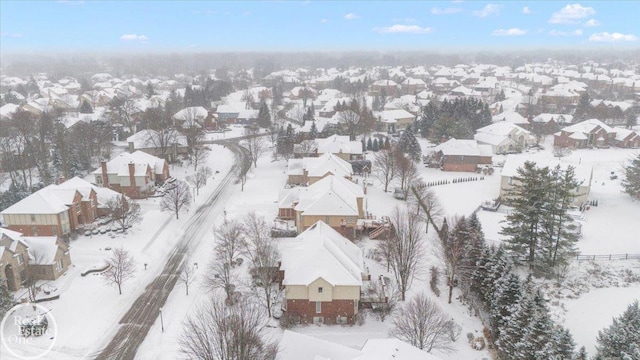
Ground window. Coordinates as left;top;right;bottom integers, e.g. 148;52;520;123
30;214;36;222
16;253;24;266
318;287;323;294
316;301;321;313
96;175;103;185
354;300;359;313
56;259;63;272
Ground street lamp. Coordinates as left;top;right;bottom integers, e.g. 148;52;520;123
160;307;164;333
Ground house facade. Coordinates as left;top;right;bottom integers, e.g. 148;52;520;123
286;153;353;186
474;122;534;154
0;229;72;291
553;119;615;149
279;221;366;325
93;150;170;199
1;183;98;237
432;138;492;172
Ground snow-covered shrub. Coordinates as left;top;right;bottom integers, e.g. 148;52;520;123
472;336;486;350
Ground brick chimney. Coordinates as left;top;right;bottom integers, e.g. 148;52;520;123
57;175;67;185
100;160;109;187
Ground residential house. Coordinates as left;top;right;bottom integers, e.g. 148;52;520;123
55;176;122;218
278;175;364;236
316;135;363;161
474;122;534;154
432;138;493;172
92;150;170;199
286;153;353;186
401;77;426;95
278;221;366;324
492;111;530;128
278;330;442;360
612;127;640;148
371;80;399;96
499;155;593;205
1;183;97;237
531;113;573;134
0;228;71;291
553;119;615;149
375;109;416;133
173;106;215;129
126;129;189;163
216;104;241;125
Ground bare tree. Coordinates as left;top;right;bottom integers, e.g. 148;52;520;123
391;293;456;353
160;180;192;219
198;166;213;186
108;93;137;135
105;196;142;231
186;173;205;197
191;144;210;172
102;247;136;295
337;109;360;139
214;216;245;267
241;128;269;168
143;107;178;161
367;277;399;322
204;260;237;305
178;296;277;360
179;262;196;296
411;184;445;238
386;206;425;301
394;151;419;201
373;148;396;192
242;212;281;318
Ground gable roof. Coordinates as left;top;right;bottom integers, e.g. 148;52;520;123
434;138;492;157
57;176;121;206
278;330;364;360
280;221;363;286
93;150;166;176
316;135;363;156
561;119;614;134
1;189;70;215
501;155;593;185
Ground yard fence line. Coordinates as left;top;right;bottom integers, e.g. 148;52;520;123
576;254;640;261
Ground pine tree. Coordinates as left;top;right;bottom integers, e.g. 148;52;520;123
384;137;390;149
257;101;271;128
80;99;94;114
539;165;579;272
0;282;14;319
398;126;421;161
501;161;551;270
372;138;379;151
490;273;523;341
575;92;591;121
575;346;588;360
626;111;638;129
309;121;318;139
367;137;373;151
146;83;156;99
596;300;640;359
521;307;557;359
184;85;195;107
553;327;576;360
621;153;640;200
495;89;506;102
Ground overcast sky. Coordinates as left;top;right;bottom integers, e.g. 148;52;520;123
1;1;639;53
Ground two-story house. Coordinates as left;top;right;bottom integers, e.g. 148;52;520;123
286;153;353;186
553;119;615;149
92;150;169;199
474;122;534;154
279;221;366;325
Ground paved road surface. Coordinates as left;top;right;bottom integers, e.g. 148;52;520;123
94;140;248;360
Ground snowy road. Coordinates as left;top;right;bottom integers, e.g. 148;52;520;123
94;140;249;360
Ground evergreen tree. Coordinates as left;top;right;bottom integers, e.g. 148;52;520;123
384;137;390;149
621;153;640;200
398;126;421;161
521;309;557;359
539;165;579;271
575;346;588;360
257;101;271;128
80;99;94;114
596;300;640;359
626;111;638;129
367;137;373;151
490;273;523;341
495;89;506;102
372;138;379;151
0;282;13;319
553;327;576;360
146;83;156;99
184;85;195;107
575;92;591;121
501;161;550;270
309;121;318;139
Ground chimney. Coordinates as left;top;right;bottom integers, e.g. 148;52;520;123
128;162;136;184
57;175;66;185
100;160;109;187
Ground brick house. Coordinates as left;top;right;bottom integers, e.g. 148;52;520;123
126;129;189;163
315;135;363;161
530;114;573;134
553;119;615;149
612;127;640;148
375;109;416;133
278;221;366;325
432;138;493;172
1;184;97;237
0;228;72;291
92;150;169;199
370;80;399;96
474;122;534;154
278;175;364;237
286;153;353;186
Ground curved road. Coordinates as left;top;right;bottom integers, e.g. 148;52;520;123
94;139;250;360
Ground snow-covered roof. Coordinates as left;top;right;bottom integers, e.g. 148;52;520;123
613;127;639;142
532;113;573;124
173;106;208;121
24;237;59;265
376;109;415;123
57;176;121;206
501;155;593;185
285;175;362;217
126;129;188;149
477;122;530;137
358;338;442;360
0;103;20;118
492;111;528;125
93;150;166;176
1;188;71;215
434;138;493;157
280;220;364;287
316;135;363;156
561;119;614;134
